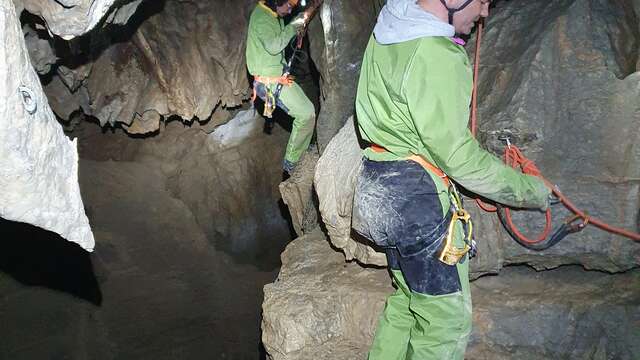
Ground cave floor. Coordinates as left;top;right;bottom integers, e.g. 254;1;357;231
1;157;277;359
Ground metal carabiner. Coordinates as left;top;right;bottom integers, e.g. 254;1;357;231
447;182;464;212
438;208;474;266
565;213;590;233
498;134;512;149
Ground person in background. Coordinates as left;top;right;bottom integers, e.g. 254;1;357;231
245;0;316;175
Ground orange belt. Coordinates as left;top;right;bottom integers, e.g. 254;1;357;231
251;75;293;102
369;144;451;187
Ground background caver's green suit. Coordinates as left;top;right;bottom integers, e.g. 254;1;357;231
245;3;315;166
355;35;550;359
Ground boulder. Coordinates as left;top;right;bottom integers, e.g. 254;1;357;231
262;230;640;359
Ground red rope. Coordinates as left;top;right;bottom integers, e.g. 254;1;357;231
469;20;640;243
502;145;553;243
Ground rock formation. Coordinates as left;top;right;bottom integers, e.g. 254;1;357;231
0;0;97;250
21;0;141;39
263;229;640;360
306;0;383;151
28;0;255;135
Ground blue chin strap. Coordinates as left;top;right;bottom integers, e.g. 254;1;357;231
439;0;476;25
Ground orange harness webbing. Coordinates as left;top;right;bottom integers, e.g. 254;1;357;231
369;144;451;188
251;75;293;102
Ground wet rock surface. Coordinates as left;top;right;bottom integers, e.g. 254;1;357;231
262;230;640;360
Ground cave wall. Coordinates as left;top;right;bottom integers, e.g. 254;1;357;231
314;0;640;274
0;114;288;358
467;0;640;272
26;0;255;134
0;0;98;250
20;0;142;39
308;0;385;152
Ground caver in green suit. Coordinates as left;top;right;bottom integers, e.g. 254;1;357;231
352;1;551;359
246;1;316;173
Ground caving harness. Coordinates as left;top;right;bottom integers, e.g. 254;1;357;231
251;74;294;118
468;20;640;249
370;144;477;266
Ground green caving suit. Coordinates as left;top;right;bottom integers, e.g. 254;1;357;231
245;2;316;167
355;34;550;360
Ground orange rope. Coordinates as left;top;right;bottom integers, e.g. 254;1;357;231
471;21;499;213
470;20;482;138
469;20;640;243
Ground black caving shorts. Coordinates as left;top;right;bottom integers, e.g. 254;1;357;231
352;158;461;296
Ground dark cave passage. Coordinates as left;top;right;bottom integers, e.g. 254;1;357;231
1;0;326;357
0;114;297;359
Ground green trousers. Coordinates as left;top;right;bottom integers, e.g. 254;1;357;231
368;259;472;360
278;82;315;164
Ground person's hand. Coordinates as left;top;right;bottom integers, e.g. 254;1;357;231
290;12;308;29
538;184;560;212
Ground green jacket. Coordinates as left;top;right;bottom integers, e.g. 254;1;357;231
246;2;298;77
355;35;550;212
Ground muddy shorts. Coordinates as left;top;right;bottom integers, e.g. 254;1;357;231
352;158;461;296
253;81;289;112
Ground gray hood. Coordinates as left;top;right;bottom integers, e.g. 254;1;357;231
373;0;454;45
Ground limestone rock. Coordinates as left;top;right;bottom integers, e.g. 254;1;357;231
23;24;56;75
12;0;23;16
0;0;94;250
314;116;386;266
57;64;92;93
21;0;139;39
468;0;640;273
261;229;389;360
44;74;88;120
262;230;640;359
309;0;384;151
279;150;321;237
103;0;142;26
41;0;254;134
313;0;640;273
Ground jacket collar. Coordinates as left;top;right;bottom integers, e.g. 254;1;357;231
258;1;278;18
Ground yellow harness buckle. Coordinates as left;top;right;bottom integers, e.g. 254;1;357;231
439;208;473;265
439;183;475;266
